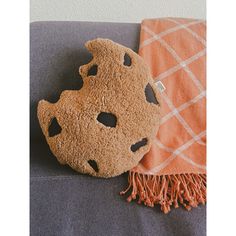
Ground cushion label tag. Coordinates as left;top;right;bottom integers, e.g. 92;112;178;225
156;81;166;93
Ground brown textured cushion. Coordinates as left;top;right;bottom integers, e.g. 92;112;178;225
37;38;161;178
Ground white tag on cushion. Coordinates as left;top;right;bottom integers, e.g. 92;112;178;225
155;81;166;93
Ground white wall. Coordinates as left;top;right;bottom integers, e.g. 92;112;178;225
30;0;206;23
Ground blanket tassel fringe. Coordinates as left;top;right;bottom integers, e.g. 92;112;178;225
120;172;206;214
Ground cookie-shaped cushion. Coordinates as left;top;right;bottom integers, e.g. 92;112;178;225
37;38;161;178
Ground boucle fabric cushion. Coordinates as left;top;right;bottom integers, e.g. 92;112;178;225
37;38;161;178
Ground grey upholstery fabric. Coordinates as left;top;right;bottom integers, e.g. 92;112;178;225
30;21;206;236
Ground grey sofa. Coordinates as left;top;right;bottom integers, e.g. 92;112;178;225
30;21;206;236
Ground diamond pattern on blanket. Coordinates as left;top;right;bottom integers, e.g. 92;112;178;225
133;17;206;176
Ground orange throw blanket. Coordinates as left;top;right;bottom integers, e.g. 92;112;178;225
121;18;206;213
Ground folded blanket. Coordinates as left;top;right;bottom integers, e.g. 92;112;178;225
121;18;206;213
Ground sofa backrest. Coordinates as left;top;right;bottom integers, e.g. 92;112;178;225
30;21;140;140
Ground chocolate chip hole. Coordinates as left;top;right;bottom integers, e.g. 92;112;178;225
48;117;62;137
88;160;99;173
131;138;148;152
123;53;132;66
87;64;98;76
145;83;159;105
97;112;117;128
